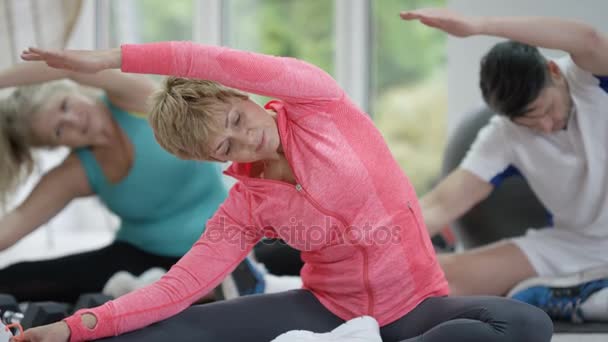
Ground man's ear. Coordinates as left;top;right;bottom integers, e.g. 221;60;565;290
547;60;563;80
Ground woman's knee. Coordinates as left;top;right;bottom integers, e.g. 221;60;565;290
500;299;553;342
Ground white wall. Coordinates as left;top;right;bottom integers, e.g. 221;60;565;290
446;0;608;136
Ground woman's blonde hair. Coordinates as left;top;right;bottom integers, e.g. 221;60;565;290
148;77;248;160
0;81;75;208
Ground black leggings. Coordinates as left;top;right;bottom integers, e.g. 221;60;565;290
99;290;553;342
0;242;180;303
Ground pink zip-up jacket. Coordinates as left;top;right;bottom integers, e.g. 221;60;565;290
64;42;448;341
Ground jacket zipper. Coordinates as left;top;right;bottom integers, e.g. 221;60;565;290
275;135;375;316
226;148;375;314
234;173;376;316
406;200;433;260
294;182;375;317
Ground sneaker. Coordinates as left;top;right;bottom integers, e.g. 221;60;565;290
508;266;608;323
271;316;382;342
220;257;266;300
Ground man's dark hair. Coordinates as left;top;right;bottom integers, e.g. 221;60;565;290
479;41;550;119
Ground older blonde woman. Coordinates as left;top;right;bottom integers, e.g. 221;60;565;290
0;61;230;304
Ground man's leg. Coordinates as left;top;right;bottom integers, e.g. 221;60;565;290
442;228;608;322
439;240;537;296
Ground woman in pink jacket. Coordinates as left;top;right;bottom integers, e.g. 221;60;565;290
15;40;552;342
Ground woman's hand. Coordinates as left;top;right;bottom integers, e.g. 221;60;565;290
400;8;483;37
21;47;121;74
10;322;70;342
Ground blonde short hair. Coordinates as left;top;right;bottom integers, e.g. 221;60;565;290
148;77;248;160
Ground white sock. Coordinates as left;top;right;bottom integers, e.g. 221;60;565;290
580;287;608;321
102;271;138;298
134;268;166;289
264;274;303;294
102;268;166;298
220;274;240;300
250;259;302;293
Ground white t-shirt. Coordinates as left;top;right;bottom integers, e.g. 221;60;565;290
461;56;608;236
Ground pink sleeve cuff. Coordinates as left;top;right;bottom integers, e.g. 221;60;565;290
64;307;115;342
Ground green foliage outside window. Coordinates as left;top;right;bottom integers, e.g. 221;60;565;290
373;0;447;193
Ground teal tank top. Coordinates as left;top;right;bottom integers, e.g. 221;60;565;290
75;96;227;257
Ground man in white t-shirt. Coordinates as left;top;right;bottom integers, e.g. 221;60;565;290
401;8;608;322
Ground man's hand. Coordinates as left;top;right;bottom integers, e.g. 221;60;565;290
400;8;483;38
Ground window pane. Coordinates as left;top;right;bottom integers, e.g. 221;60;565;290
372;0;447;193
110;0;194;45
225;0;334;74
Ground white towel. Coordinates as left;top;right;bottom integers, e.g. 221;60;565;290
271;316;382;342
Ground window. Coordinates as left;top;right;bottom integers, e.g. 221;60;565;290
371;0;447;193
225;0;334;74
109;0;194;45
225;0;334;72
